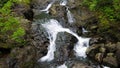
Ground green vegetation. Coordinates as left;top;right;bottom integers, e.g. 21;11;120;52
0;0;30;48
82;0;120;41
83;0;120;20
12;0;30;4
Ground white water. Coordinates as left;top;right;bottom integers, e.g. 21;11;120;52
38;19;90;62
60;0;67;6
73;37;90;58
103;66;110;68
66;7;75;24
82;27;88;34
57;63;67;68
40;1;54;12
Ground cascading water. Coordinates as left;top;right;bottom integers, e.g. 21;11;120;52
66;7;75;24
59;0;75;24
60;0;67;6
35;0;110;68
82;27;89;34
38;19;90;62
40;1;55;13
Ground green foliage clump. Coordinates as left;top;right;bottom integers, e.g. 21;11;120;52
82;0;120;41
12;27;25;43
83;0;120;21
12;0;31;4
0;0;29;48
0;0;9;8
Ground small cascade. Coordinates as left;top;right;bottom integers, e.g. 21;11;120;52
40;1;55;13
73;37;90;58
38;19;90;62
57;63;67;68
82;27;89;34
60;0;67;6
66;7;75;24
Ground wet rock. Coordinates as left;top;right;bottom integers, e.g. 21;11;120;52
105;43;116;52
89;37;106;45
86;44;103;58
50;4;66;18
31;0;50;9
95;53;103;62
31;22;49;59
54;32;77;62
103;55;118;67
72;62;92;68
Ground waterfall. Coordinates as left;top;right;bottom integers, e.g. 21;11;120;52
66;7;75;24
60;0;75;24
38;19;90;62
60;0;67;6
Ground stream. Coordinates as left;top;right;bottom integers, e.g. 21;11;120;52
32;0;110;68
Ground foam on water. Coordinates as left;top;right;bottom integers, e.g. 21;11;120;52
38;19;90;62
82;27;88;34
60;0;67;6
40;1;54;13
57;63;67;68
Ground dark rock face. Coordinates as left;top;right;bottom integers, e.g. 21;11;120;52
23;9;34;21
31;22;49;59
54;32;77;63
2;46;36;68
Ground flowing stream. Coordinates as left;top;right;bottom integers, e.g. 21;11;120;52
38;19;90;62
66;7;75;24
35;0;110;68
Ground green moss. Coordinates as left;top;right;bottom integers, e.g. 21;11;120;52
21;61;35;68
0;0;29;48
12;0;31;4
82;0;120;22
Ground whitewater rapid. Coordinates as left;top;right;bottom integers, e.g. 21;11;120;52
38;19;90;62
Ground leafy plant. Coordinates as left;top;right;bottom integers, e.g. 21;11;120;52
0;0;29;48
